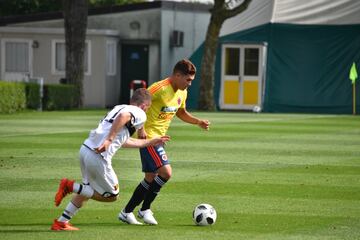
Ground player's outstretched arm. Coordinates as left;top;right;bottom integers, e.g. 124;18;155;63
123;136;170;148
176;108;210;131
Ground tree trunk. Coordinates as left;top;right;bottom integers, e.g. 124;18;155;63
62;0;88;108
198;0;252;111
199;15;224;111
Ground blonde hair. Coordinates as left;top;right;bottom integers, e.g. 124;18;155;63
130;88;151;105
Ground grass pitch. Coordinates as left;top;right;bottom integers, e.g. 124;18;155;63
0;110;359;240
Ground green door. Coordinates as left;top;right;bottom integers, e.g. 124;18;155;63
120;44;149;103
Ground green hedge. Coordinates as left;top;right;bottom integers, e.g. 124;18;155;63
0;81;78;113
0;81;26;113
43;84;78;110
25;82;41;110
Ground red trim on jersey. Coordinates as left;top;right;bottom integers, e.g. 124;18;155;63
147;146;162;167
149;79;171;94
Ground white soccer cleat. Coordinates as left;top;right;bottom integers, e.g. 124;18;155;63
118;210;143;225
138;209;158;225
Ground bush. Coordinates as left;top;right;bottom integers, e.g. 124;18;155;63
43;84;77;110
0;81;26;113
0;81;79;112
25;82;41;110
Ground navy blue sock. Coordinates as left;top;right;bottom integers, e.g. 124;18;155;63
141;175;167;211
124;179;150;213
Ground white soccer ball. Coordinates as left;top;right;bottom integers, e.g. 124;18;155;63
193;203;217;226
253;105;261;113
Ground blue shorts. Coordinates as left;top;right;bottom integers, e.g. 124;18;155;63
140;145;170;173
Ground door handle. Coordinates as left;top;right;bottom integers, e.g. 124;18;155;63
238;76;242;82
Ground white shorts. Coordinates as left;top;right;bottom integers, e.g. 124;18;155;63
79;145;119;197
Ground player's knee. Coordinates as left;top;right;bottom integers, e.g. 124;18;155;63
159;167;172;180
101;192;119;202
162;171;172;180
106;195;118;202
145;172;157;182
112;195;119;202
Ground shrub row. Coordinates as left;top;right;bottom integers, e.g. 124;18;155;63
0;82;26;113
25;82;41;109
0;81;78;113
43;84;78;111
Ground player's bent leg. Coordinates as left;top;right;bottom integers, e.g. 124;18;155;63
121;146;171;225
55;179;95;207
139;165;172;225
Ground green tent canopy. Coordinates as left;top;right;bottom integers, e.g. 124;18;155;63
189;0;360;114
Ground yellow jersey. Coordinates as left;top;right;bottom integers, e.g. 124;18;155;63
145;78;187;138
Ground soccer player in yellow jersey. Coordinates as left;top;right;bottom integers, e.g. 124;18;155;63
119;59;210;225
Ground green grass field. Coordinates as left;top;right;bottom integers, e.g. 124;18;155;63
0;110;359;240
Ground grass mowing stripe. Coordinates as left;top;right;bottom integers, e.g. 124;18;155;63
2;209;356;240
2;178;360;201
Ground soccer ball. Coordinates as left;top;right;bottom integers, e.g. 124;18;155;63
192;203;217;226
253;105;261;113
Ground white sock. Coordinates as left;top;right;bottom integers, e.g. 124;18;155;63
58;201;80;223
73;183;94;198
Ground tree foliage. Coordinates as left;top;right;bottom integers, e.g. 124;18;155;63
0;0;144;17
0;0;61;16
89;0;143;8
199;0;252;110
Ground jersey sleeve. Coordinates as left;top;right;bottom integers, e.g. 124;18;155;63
128;106;147;130
148;82;161;101
148;81;161;95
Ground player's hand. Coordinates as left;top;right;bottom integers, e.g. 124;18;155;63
138;128;147;139
197;119;210;131
150;135;170;146
94;139;112;153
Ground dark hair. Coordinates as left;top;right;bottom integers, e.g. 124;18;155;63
130;88;151;105
173;59;196;75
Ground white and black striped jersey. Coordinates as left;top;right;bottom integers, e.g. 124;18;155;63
83;104;146;162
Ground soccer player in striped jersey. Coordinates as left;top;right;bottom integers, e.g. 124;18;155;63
119;59;210;225
51;88;170;231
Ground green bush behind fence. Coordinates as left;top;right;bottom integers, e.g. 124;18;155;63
25;82;41;110
0;81;26;113
43;84;78;110
0;81;77;113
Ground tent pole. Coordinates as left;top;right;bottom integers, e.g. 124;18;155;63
354;82;356;115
